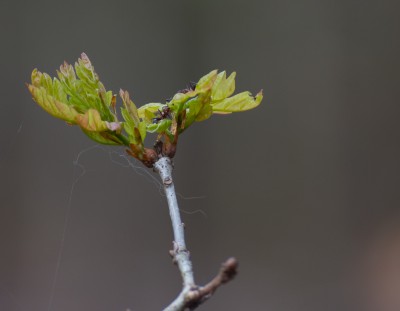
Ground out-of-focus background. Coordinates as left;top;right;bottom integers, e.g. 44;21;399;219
1;1;400;310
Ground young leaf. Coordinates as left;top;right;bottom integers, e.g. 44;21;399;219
211;90;263;112
195;103;213;122
82;130;126;145
138;121;147;142
211;71;236;101
76;109;109;132
195;70;218;92
27;83;78;123
121;107;136;140
58;61;76;86
28;55;126;147
138;103;164;122
168;93;193;114
120;89;140;125
147;119;172;133
119;90;149;142
183;97;204;128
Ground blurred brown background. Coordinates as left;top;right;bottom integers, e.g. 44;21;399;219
1;0;400;310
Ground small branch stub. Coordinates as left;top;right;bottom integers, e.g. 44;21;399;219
154;157;238;311
185;257;239;310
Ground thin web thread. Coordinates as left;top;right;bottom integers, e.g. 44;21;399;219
46;145;207;311
0;283;24;311
0;121;24;168
46;145;96;311
0;121;25;311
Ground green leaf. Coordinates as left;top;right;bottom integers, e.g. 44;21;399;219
28;54;139;148
82;130;125;145
104;90;113;107
121;102;147;143
195;70;218;92
184;97;203;128
55;54;116;123
137;103;164;122
147;119;172;133
74;53;98;88
121;107;135;139
211;90;263;112
168;93;192;113
27;83;78;123
76;108;109;132
120;89;148;143
31;69;67;102
211;71;236;101
57;62;77;92
138;121;147;141
120;89;140;125
196;103;213;122
57;62;88;113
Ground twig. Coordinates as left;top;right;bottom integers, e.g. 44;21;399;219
154;157;238;311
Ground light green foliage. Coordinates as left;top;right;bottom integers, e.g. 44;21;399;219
211;71;236;101
28;54;263;167
138;103;164;123
28;54;124;145
119;89;147;144
211;91;263;112
167;69;263;131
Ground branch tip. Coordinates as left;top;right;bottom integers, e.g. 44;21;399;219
221;257;238;282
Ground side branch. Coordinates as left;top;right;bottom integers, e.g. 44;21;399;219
154;157;238;311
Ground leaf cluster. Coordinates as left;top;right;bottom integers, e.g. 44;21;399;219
27;53;263;167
